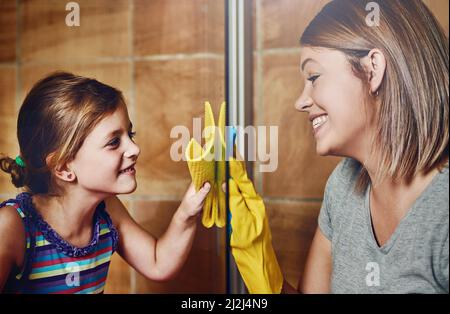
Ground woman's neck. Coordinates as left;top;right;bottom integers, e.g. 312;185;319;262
362;157;441;216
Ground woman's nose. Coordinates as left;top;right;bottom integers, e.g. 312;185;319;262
294;91;313;112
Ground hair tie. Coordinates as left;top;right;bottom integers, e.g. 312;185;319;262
15;156;26;168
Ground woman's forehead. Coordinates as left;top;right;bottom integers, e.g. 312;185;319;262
300;47;347;71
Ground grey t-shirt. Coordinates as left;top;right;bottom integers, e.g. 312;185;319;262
319;158;449;294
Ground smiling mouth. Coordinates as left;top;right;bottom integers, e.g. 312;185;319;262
312;115;328;130
119;165;135;174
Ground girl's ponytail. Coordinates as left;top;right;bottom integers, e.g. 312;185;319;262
0;154;28;188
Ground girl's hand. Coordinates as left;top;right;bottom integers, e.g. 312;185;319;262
178;182;211;221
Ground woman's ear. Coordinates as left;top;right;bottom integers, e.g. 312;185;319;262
362;48;386;95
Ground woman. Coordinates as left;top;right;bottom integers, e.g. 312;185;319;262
230;0;448;294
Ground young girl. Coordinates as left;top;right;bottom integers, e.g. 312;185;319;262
229;0;448;293
0;72;211;294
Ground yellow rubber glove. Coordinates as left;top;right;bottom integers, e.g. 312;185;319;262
229;157;283;294
185;101;226;228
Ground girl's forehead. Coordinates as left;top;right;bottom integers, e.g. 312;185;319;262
87;105;131;140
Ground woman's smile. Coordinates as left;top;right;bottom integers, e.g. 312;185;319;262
312;115;328;131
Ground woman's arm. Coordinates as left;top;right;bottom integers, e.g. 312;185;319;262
104;183;210;282
280;226;332;294
296;226;332;293
0;206;25;291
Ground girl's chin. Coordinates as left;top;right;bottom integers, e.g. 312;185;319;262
125;184;138;194
116;182;138;194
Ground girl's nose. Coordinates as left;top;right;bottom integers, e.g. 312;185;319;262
124;140;140;159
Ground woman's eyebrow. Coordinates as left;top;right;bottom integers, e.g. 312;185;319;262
301;58;318;71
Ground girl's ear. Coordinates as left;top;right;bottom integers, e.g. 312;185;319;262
46;153;76;183
54;165;76;183
361;48;386;95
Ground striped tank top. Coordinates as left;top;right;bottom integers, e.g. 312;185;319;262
0;192;119;294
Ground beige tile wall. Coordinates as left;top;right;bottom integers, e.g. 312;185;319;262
0;0;16;62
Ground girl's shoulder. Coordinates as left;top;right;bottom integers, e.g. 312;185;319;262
0;203;26;269
103;195;130;229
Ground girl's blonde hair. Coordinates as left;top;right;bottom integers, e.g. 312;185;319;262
301;0;449;192
0;72;125;195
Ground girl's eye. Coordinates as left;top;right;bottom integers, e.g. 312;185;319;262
108;138;120;147
307;75;320;84
108;132;136;147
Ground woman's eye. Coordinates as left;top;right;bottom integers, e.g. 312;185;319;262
307;75;320;84
129;131;137;140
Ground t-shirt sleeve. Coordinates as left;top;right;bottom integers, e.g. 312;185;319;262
318;186;333;241
318;158;360;242
318;165;338;241
438;233;449;293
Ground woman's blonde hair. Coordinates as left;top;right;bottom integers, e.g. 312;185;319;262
301;0;449;192
0;72;125;195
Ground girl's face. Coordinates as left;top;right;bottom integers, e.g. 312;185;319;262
69;102;140;196
295;47;376;160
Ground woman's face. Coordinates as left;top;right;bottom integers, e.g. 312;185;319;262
296;47;376;160
68;102;140;196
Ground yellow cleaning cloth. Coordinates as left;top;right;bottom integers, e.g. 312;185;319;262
185;101;226;228
229;157;284;294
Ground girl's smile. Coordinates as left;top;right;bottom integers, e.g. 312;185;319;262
119;164;136;176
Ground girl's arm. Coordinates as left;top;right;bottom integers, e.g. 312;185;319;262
104;183;210;282
0;206;25;291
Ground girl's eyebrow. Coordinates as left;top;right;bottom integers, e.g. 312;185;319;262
105;122;133;140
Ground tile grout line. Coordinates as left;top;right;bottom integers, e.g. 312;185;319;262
263;197;324;204
129;0;136;295
262;47;302;55
0;63;16;68
254;0;263;194
16;53;225;66
15;0;21;120
112;195;183;201
0;193;183;201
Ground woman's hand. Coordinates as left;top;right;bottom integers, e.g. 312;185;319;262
178;182;211;221
227;158;284;294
